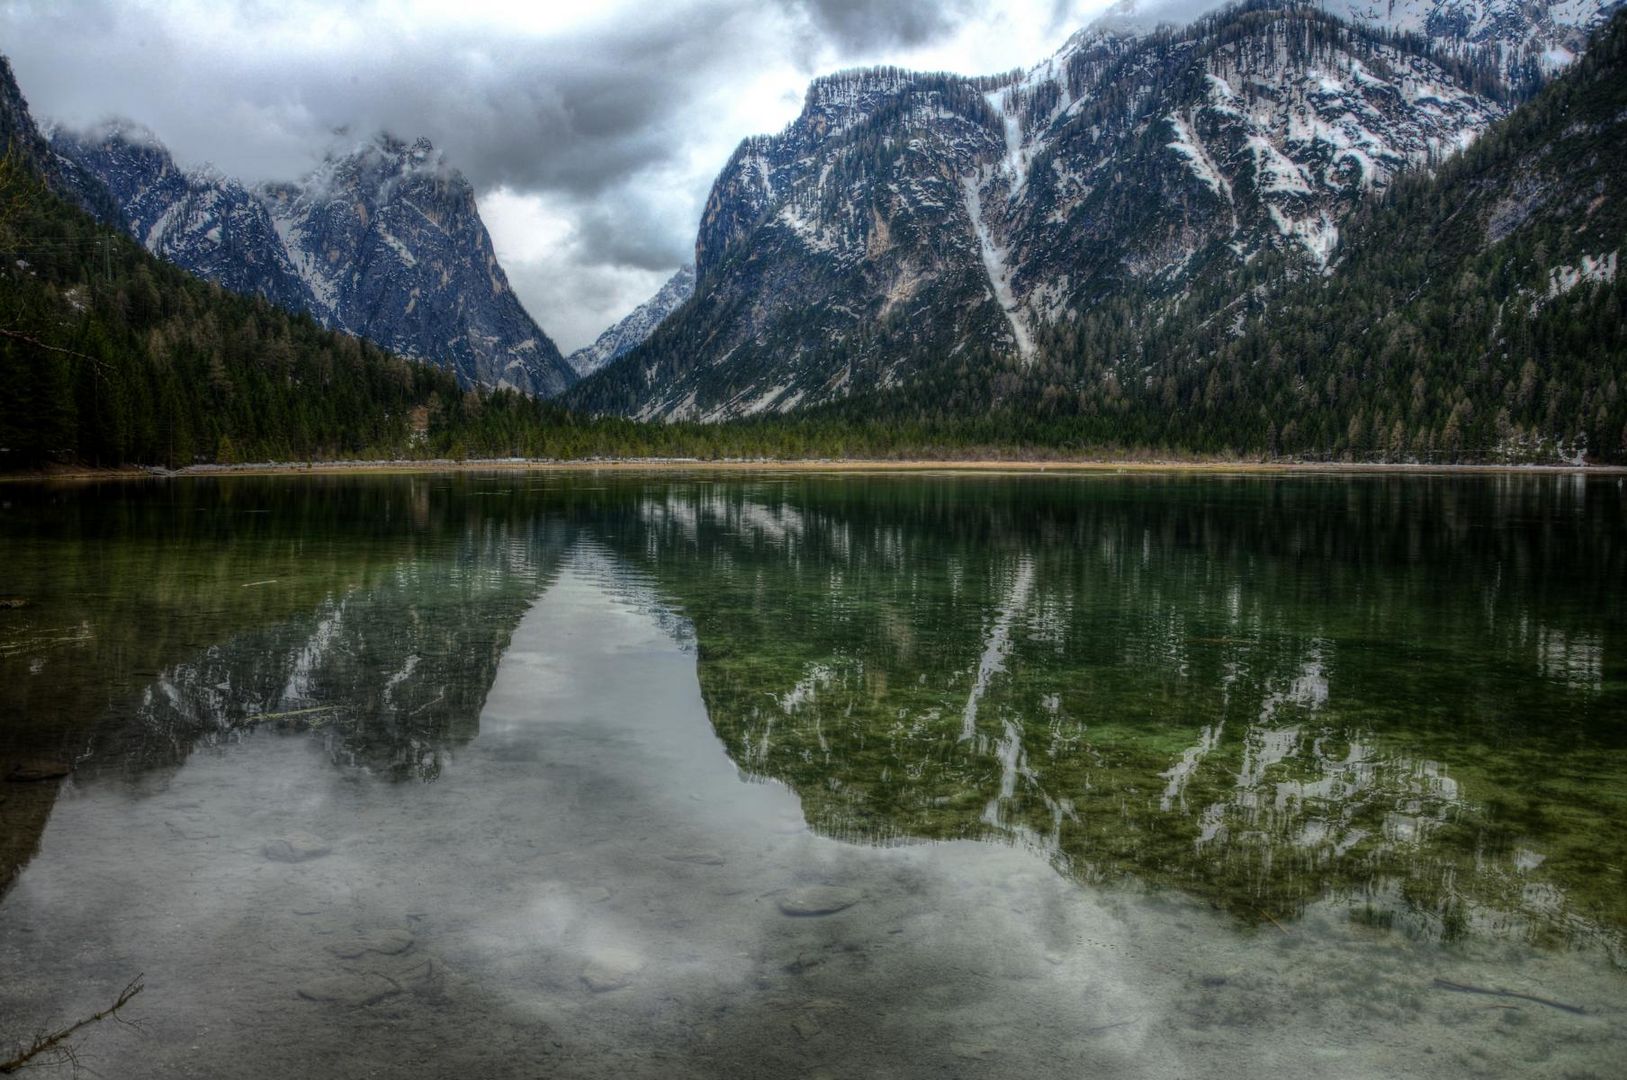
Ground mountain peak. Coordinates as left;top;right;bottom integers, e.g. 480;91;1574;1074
575;0;1601;423
47;114;575;395
568;264;696;378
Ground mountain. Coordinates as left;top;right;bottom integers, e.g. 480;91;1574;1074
49;121;318;314
998;2;1627;461
1323;0;1606;77
567;0;1615;422
0;56;60;187
1102;0;1606;79
567;263;695;378
258;136;576;395
0;52;547;470
48;126;576;396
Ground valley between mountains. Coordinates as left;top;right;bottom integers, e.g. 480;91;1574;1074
1;0;1623;467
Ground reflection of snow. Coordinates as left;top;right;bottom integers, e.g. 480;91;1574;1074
282;599;347;705
1195;718;1466;873
1238;724;1302;791
639;491;806;547
780;661;841;713
1258;647;1328;722
1161;722;1223;811
960;559;1036;742
1536;627;1602;692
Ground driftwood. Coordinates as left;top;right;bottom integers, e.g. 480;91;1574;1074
0;328;97;363
1258;909;1291;935
0;974;144;1073
1431;977;1586;1015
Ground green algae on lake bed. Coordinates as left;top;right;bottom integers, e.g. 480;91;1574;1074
0;471;1623;1078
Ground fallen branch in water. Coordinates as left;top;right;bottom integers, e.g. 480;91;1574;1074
1431;977;1585;1015
0;974;144;1074
246;705;337;723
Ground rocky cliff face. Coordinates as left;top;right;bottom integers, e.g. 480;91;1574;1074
567;263;696;378
0;56;119;224
568;0;1616;421
0;56;56;183
571;70;1020;420
260;136;575;395
49;128;576;396
50;122;317;313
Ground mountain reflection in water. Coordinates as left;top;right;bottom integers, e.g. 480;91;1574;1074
0;472;1623;1080
592;475;1626;954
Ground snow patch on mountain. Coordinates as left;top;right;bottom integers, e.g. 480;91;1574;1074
961;177;1036;360
567;264;696;378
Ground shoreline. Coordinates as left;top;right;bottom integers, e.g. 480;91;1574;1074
6;456;1627;482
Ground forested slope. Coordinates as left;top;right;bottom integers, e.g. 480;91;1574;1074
829;8;1627;463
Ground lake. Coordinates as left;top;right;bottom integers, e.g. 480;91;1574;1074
0;470;1623;1078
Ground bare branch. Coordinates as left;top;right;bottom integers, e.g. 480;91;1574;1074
0;327;98;364
0;975;145;1074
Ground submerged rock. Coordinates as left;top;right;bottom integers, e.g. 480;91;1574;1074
402;957;459;1000
263;831;332;862
778;886;862;917
5;760;70;782
663;850;726;866
581;949;644;992
326;929;415;958
951;1041;999;1061
296;972;400;1006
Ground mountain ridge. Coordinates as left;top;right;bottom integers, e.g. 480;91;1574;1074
567;264;696;378
47;123;577;396
570;0;1610;422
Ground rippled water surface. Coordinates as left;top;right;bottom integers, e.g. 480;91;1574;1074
1;471;1624;1078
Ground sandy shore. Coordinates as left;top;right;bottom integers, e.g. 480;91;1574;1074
7;456;1627;482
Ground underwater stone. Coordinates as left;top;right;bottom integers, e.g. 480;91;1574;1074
6;760;70;782
296;972;401;1006
778;886;862;916
326;929;415;958
263;831;332;862
581;949;644;992
951;1042;999;1061
663;850;726;866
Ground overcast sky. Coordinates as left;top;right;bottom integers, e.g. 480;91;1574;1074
0;0;1141;351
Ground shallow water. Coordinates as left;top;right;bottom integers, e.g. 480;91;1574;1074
0;472;1623;1078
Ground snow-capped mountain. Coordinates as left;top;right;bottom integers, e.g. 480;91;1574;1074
567;263;695;377
568;0;1616;421
259;135;575;395
49;128;577;396
50;121;317;314
1102;0;1606;76
1324;0;1607;73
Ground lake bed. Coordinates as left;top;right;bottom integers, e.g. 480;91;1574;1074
1;472;1623;1078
